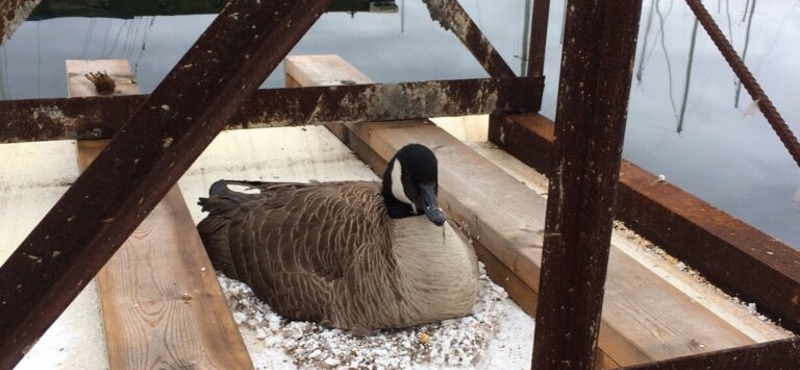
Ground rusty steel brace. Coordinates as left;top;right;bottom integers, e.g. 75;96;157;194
422;0;515;78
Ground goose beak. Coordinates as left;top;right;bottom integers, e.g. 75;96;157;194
420;184;446;226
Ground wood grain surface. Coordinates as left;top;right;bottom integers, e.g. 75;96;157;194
69;59;254;370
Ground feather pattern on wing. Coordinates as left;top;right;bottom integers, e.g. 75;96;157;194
197;179;478;331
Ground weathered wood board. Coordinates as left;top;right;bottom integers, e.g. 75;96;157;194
68;59;254;370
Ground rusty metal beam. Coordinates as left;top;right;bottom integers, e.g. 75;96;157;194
490;0;550;172
615;161;800;333
532;0;643;369
422;0;514;78
0;0;334;368
490;112;800;335
526;0;550;78
618;336;800;370
0;0;42;44
684;0;800;169
0;76;543;143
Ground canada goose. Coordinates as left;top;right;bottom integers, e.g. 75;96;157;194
197;144;478;333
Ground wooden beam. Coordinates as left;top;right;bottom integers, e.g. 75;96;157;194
490;112;800;334
0;1;333;368
68;59;253;370
532;0;644;369
285;55;768;368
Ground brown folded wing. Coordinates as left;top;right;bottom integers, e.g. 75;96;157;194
197;181;392;324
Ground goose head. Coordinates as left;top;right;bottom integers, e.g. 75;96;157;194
382;144;447;226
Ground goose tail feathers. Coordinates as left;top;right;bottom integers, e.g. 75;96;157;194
197;179;256;280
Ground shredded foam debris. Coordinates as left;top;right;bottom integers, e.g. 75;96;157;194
218;262;532;370
612;221;780;326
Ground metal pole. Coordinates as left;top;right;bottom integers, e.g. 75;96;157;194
532;0;644;369
526;0;551;78
520;0;532;76
0;0;334;368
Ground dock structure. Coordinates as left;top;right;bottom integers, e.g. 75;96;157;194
1;0;799;370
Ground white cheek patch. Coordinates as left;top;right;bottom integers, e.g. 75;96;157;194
391;160;417;213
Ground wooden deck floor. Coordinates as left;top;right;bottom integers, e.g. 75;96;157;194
0;55;792;369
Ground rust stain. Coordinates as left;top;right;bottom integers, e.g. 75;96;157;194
421;0;514;78
0;0;42;44
1;77;542;143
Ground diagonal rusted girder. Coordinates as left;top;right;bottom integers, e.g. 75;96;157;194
0;0;43;44
0;76;543;143
422;0;515;78
0;0;334;368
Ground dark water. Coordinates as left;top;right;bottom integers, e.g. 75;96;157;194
2;0;799;248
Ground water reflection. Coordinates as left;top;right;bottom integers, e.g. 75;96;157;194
1;0;798;249
621;0;800;249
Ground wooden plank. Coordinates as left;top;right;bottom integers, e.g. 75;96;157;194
65;59;140;97
463;131;791;345
285;54;372;87
490;112;800;334
286;55;768;368
479;241;622;369
351;121;764;365
68;60;254;370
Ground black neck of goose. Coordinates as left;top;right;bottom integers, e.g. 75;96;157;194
383;192;418;219
382;159;419;219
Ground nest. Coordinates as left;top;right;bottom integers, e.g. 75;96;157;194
85;71;116;95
